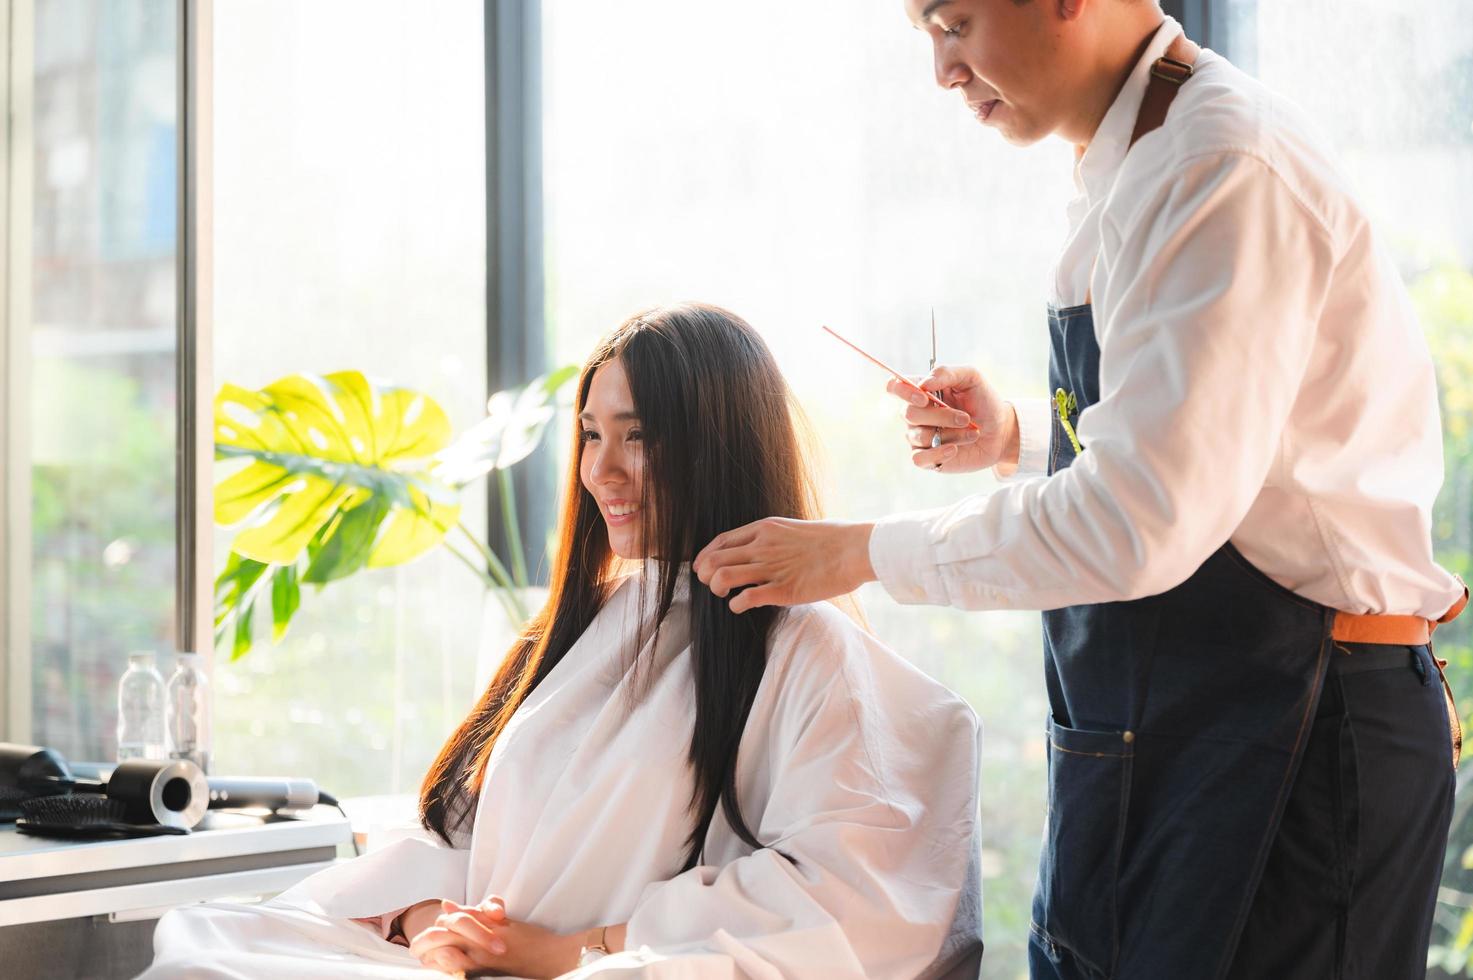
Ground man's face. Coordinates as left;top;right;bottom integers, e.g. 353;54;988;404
905;0;1067;146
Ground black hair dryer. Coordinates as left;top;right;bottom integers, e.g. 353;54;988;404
0;743;75;819
0;743;74;796
4;744;332;832
70;761;330;818
0;744;208;829
95;759;211;829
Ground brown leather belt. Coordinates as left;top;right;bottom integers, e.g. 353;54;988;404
1330;579;1469;644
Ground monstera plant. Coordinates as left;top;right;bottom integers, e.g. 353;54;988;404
213;367;577;659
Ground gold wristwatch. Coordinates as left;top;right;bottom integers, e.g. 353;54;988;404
578;924;611;966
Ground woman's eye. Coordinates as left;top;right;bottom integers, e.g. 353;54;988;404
942;20;964;37
579;429;600;443
626;429;643;442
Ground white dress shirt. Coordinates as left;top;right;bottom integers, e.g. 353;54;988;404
871;17;1464;621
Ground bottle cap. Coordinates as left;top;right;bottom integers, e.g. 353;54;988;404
128;651;157;667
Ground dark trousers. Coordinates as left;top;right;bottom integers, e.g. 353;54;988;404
1227;643;1457;980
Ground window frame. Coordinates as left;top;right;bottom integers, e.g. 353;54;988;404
2;0;34;744
176;0;214;664
485;0;552;575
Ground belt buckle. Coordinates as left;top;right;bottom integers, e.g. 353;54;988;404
1151;57;1195;85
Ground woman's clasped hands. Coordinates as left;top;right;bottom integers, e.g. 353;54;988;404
405;896;584;978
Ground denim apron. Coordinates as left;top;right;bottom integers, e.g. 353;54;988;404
1024;36;1343;978
1027;300;1333;980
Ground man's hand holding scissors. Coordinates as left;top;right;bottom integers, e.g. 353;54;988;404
891;365;1020;475
695;323;1023;614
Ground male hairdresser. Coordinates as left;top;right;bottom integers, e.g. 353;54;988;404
695;1;1468;977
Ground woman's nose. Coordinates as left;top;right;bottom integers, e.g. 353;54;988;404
934;44;969;90
590;446;626;486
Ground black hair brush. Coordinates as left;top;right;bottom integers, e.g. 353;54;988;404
16;794;189;839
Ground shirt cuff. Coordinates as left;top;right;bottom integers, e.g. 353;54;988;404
994;397;1050;483
869;511;949;606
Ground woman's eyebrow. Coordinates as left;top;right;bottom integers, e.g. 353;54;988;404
577;410;641;422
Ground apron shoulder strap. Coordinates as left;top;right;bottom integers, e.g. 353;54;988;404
1129;33;1202;150
1084;32;1202;307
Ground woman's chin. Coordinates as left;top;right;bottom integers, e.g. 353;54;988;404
606;525;645;560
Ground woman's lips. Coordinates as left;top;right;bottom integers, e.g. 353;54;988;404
971;99;1001;123
602;501;640;527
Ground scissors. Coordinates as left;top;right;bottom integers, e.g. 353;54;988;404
929;309;943;449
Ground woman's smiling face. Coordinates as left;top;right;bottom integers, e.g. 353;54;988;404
578;358;648;559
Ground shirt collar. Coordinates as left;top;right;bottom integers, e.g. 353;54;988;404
1073;15;1185;204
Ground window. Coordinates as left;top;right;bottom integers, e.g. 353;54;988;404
4;0;179;762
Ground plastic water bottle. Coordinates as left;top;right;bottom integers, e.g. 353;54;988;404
165;652;212;774
117;652;167;761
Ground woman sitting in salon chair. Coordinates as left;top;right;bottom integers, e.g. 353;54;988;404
141;303;983;980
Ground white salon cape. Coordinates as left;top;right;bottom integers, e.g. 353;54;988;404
140;569;983;980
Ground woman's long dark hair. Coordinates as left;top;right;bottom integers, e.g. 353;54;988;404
420;303;820;869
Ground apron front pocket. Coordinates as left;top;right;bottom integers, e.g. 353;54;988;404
1032;718;1134;979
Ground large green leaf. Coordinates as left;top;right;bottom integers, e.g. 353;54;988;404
302;496;391;585
212;368;573;660
232;601;256;662
214;371;461;567
271;565;301;643
214;552;269;629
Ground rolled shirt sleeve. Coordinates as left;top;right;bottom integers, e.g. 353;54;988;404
995;396;1052;484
